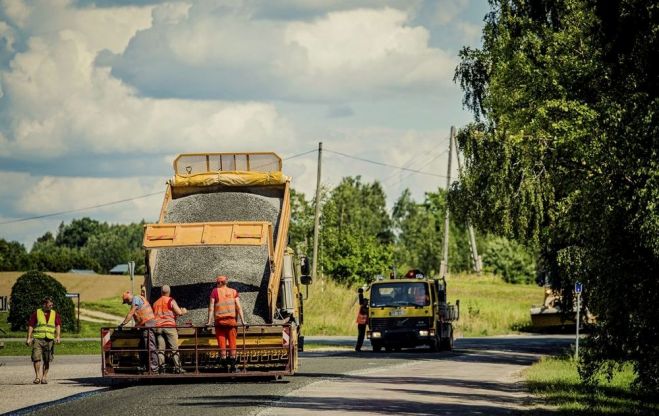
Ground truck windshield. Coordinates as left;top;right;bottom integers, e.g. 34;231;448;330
370;282;430;307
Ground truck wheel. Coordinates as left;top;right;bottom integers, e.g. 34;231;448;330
372;342;383;352
430;337;440;352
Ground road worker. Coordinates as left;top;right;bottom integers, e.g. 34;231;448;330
206;275;247;373
26;296;61;384
120;290;158;373
355;288;368;352
153;285;188;373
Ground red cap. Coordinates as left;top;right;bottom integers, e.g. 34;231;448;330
216;275;228;284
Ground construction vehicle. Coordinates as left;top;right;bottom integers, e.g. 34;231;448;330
364;269;459;352
530;287;595;330
101;152;311;379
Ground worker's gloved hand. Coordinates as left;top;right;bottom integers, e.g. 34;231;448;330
117;323;125;330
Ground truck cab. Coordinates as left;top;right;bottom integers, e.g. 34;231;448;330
366;270;459;352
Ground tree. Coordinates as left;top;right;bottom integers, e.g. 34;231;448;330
83;232;132;273
454;0;658;391
0;239;30;271
320;177;393;284
55;217;108;248
289;188;315;255
8;271;76;332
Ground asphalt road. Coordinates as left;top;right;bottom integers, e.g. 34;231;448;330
11;335;572;416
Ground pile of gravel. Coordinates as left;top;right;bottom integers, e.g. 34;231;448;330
150;189;282;326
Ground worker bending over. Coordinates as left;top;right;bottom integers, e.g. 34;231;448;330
206;275;247;373
120;291;158;373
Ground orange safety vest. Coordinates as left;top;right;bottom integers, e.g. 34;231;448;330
356;307;368;325
134;295;156;327
214;287;238;326
153;296;177;328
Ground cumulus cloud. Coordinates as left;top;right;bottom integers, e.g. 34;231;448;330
109;4;456;101
0;0;295;159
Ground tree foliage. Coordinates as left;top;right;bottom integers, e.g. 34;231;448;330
8;271;76;332
319;177;393;284
454;0;658;392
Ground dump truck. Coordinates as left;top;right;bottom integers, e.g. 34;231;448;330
364;269;459;352
101;152;311;379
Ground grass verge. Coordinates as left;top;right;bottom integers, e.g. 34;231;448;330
1;312;109;338
81;297;126;318
526;355;659;415
303;273;542;337
0;341;100;356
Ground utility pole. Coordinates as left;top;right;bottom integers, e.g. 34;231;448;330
440;127;454;278
452;133;482;274
311;142;323;281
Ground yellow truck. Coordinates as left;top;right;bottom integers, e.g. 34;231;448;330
101;152;310;379
365;269;459;352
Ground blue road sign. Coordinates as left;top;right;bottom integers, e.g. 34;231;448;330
575;282;583;294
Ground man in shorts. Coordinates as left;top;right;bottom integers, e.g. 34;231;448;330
26;296;61;384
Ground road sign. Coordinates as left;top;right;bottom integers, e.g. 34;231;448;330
65;293;79;298
575;281;582;294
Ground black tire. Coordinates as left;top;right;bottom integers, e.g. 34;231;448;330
371;341;383;352
429;337;440;352
439;335;454;351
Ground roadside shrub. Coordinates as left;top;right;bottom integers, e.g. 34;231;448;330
7;271;75;332
483;237;536;284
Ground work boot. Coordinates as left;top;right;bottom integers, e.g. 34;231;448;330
228;357;240;373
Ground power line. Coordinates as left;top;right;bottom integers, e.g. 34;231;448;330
0;150;320;227
383;147;450;187
324;148;449;179
0;191;163;226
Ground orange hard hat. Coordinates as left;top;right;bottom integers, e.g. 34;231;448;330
122;291;132;304
216;275;228;284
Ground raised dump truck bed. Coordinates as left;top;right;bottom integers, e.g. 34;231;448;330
102;152;307;379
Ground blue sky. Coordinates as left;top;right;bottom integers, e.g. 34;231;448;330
0;0;490;247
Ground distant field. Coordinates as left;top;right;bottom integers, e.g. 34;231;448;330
303;273;543;337
0;272;140;302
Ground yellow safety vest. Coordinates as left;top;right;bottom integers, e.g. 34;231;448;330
34;309;56;340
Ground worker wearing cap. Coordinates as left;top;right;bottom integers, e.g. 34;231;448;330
26;296;61;384
355;288;368;352
120;290;158;373
153;285;187;373
206;275;246;373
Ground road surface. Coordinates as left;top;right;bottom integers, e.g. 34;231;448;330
1;335;572;415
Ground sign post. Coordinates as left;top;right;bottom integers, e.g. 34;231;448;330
128;261;136;296
574;281;582;360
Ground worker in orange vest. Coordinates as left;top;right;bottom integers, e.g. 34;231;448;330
120;290;158;373
153;285;188;374
206;275;246;373
355;288;368;352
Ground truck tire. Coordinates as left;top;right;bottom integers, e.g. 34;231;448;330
371;341;383;352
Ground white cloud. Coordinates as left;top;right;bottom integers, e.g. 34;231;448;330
434;0;469;25
0;1;296;158
110;4;457;101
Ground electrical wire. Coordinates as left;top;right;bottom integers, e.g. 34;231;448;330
324;148;449;179
0;191;163;226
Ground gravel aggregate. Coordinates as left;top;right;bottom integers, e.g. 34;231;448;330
151;189;282;326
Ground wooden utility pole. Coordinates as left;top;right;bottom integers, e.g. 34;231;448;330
440;127;454;278
311;142;323;281
452;133;482;274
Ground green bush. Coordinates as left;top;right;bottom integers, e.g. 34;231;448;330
7;271;75;332
482;237;536;284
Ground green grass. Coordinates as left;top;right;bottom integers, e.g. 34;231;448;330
0;341;101;356
0;312;109;339
527;355;659;415
303;273;542;337
81;297;126;317
448;273;539;337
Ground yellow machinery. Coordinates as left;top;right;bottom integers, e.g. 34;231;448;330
365;269;459;352
101;152;310;379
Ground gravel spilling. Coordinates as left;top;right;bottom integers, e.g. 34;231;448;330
150;189;282;326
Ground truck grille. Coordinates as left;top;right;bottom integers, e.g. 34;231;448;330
370;317;431;331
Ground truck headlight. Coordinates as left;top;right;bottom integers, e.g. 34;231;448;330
419;330;429;337
429;330;435;336
371;331;382;338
